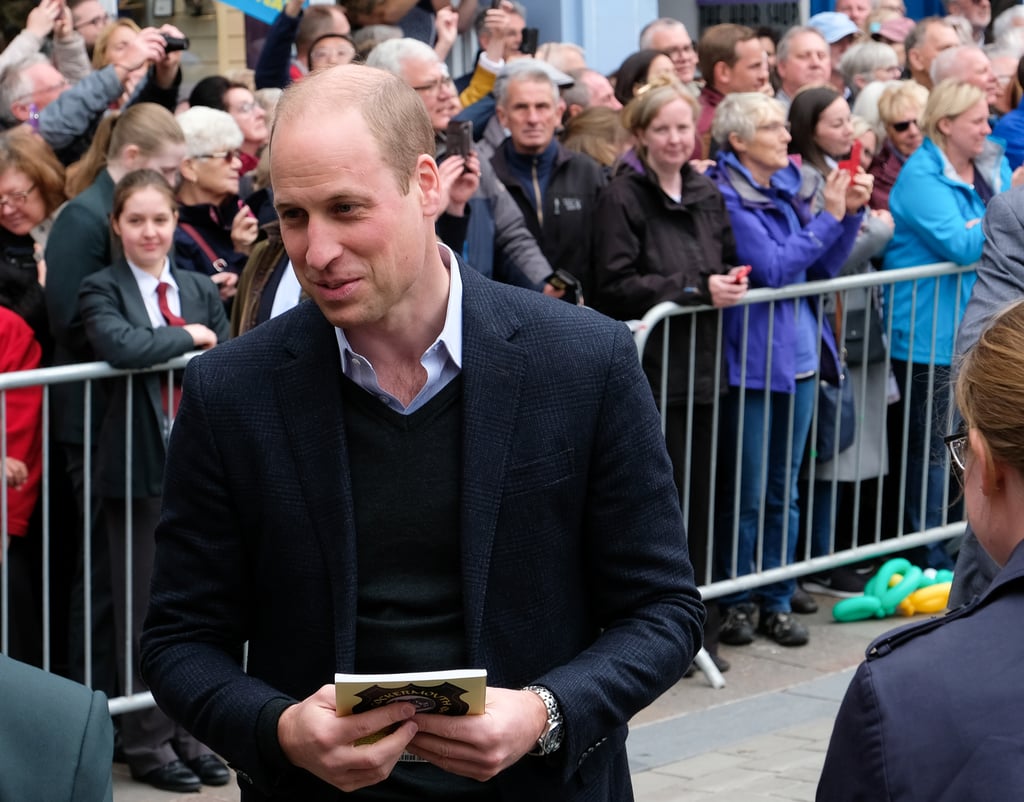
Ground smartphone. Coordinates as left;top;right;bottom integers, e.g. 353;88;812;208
733;265;752;283
445;120;473;159
838;140;862;178
546;269;582;305
161;34;190;52
520;27;539;56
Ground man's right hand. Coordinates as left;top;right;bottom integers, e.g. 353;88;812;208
277;685;419;793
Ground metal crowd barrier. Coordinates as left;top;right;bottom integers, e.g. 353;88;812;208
632;261;970;602
0;261;972;707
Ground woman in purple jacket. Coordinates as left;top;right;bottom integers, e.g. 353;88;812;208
709;92;869;648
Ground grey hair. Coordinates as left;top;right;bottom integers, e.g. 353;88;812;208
537;42;586;72
993;5;1024;45
776;25;827;64
639;17;688;49
0;54;50;127
494;67;560;108
851;77;903;133
711;92;786;150
839;40;899;86
930;44;985;85
176;106;243;158
365;36;440;76
562;68;592;108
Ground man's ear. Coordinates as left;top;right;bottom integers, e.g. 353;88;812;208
495;103;509;129
10;101;30;123
713;61;730;91
415;153;443;218
906;47;923;75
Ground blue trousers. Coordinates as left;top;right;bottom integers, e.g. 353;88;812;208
717;378;816;613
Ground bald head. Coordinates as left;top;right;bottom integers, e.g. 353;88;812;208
272;64;435;193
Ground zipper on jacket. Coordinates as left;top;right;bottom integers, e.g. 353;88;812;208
531;158;544;227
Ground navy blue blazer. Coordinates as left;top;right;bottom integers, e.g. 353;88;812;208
818;539;1024;801
78;259;229;497
140;264;704;800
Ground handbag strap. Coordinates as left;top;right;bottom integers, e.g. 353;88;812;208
178;222;228;273
834;291;844;342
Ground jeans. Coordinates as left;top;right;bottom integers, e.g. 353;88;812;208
717;378;816;613
891;360;959;570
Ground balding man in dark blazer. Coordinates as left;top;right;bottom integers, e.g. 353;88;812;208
140;64;704;802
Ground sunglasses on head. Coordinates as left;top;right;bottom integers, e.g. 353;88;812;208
891;119;919;133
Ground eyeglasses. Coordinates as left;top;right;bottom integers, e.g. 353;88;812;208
757;121;791;133
412;77;448;95
890;119;920;133
15;79;70;103
229;101;260;116
194;150;242;163
0;185;36;209
73;12;110;30
944;429;968;478
663;44;696;58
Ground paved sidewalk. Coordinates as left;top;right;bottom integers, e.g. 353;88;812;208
113;596;907;801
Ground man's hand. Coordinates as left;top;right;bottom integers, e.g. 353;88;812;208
278;685;419;793
406;687;547;781
210;271;239;301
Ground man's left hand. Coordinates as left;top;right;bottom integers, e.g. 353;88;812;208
406;687;548;781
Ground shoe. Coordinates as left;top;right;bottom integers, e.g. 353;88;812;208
802;565;873;598
758;611;809;647
134;760;201;793
790;586;818;614
719;603;757;645
187;754;231;786
683;651;731;677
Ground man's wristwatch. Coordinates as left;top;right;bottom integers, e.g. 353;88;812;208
523;685;564;756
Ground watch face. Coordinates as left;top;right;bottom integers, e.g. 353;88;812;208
540;721;563;754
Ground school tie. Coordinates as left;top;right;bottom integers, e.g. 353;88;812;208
156;281;186;326
155;281;185;417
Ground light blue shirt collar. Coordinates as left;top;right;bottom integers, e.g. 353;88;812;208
335;243;463;415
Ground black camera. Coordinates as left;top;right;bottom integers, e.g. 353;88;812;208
161;34;190;52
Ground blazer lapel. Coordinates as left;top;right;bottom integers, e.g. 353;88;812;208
274;304;360;667
458;267;526;657
113;261;166;422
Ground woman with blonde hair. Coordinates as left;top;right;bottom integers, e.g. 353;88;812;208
867;79;929;209
884;78;1021;569
594;77;748;670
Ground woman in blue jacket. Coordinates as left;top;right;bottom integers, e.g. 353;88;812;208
709;92;868;648
885;78;1021;567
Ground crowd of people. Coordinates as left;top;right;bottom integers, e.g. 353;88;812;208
1;0;1023;795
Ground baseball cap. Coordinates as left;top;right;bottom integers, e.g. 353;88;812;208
498;58;575;88
874;16;915;44
807;12;861;44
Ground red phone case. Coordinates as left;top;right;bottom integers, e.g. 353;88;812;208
838;140;862;177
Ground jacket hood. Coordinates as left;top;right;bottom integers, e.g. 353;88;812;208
714;151;810;206
613;149;721;205
919;135;1008;194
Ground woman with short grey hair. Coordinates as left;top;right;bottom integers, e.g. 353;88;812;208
173;106;258;302
709;92;869;649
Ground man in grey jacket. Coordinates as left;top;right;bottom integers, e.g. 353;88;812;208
366;37;558;293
